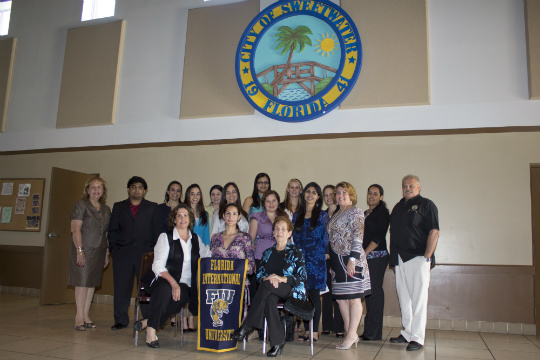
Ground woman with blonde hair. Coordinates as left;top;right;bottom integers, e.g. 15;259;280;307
327;182;371;350
68;177;111;331
279;179;303;220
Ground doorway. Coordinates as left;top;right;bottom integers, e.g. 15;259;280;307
40;167;96;304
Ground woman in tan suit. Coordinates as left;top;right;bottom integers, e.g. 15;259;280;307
68;177;111;331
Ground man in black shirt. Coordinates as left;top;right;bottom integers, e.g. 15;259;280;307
389;175;439;351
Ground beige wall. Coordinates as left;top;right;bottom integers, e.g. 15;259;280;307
0;131;538;266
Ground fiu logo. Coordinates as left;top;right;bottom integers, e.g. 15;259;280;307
235;0;362;122
206;289;235;327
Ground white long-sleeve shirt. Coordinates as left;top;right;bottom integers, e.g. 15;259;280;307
152;228;193;286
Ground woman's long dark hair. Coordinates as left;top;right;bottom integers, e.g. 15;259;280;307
164;181;182;202
183;184;208;226
219;182;249;220
207;184;223;207
294;182;324;232
250;173;271;209
368;184;388;210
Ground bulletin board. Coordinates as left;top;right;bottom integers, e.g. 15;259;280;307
0;178;45;232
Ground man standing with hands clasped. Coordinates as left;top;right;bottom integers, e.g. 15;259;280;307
389;175;439;351
108;176;159;330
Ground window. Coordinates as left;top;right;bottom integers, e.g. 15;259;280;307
0;1;11;36
81;0;115;21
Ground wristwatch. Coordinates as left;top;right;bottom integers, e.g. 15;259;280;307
425;257;430;262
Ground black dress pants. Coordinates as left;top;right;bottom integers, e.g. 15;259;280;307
248;259;261;298
112;246;146;326
243;280;292;346
145;279;190;330
362;256;388;340
321;260;344;333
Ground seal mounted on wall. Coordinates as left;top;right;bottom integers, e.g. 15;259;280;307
235;0;362;122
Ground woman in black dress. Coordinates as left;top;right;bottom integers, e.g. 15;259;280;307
360;184;390;341
320;185;344;338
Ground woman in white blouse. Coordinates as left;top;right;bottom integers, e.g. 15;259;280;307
211;182;250;235
134;204;200;348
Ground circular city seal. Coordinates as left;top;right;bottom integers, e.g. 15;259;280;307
235;0;362;122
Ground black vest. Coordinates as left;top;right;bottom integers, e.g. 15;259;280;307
165;231;183;282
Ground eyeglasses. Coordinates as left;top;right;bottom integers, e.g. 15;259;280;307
257;181;269;185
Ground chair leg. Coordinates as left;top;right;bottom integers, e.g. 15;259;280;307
310;318;313;355
173;312;177;338
262;317;267;353
179;309;184;346
133;300;140;346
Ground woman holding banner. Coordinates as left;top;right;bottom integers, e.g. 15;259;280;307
210;203;255;311
134;204;200;348
231;216;307;357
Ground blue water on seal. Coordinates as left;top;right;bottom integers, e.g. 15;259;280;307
278;88;311;101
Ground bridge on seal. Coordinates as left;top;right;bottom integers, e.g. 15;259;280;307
256;61;337;97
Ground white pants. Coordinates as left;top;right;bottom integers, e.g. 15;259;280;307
395;255;431;345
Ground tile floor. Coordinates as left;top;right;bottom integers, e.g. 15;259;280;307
0;294;538;360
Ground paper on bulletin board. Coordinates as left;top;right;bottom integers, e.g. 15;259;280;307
25;216;40;229
2;182;13;195
18;184;31;197
15;197;26;214
1;207;13;223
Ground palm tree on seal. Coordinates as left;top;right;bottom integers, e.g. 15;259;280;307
270;25;313;89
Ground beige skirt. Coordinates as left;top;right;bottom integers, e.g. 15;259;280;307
67;243;107;287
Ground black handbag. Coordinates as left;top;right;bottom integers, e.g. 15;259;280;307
284;295;315;321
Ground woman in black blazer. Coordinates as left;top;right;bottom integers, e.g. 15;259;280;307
134;204;200;348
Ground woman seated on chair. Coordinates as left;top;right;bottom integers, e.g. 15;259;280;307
135;204;200;348
231;216;307;357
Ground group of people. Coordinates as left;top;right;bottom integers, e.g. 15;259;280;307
67;173;439;354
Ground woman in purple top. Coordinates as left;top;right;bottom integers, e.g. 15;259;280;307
248;190;286;296
210;203;255;312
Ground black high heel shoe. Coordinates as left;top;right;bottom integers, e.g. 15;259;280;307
267;342;285;357
134;320;147;331
231;323;254;341
146;336;159;348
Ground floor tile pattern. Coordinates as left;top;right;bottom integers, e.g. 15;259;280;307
0;294;538;360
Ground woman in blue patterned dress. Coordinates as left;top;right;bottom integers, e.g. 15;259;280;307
292;182;329;343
